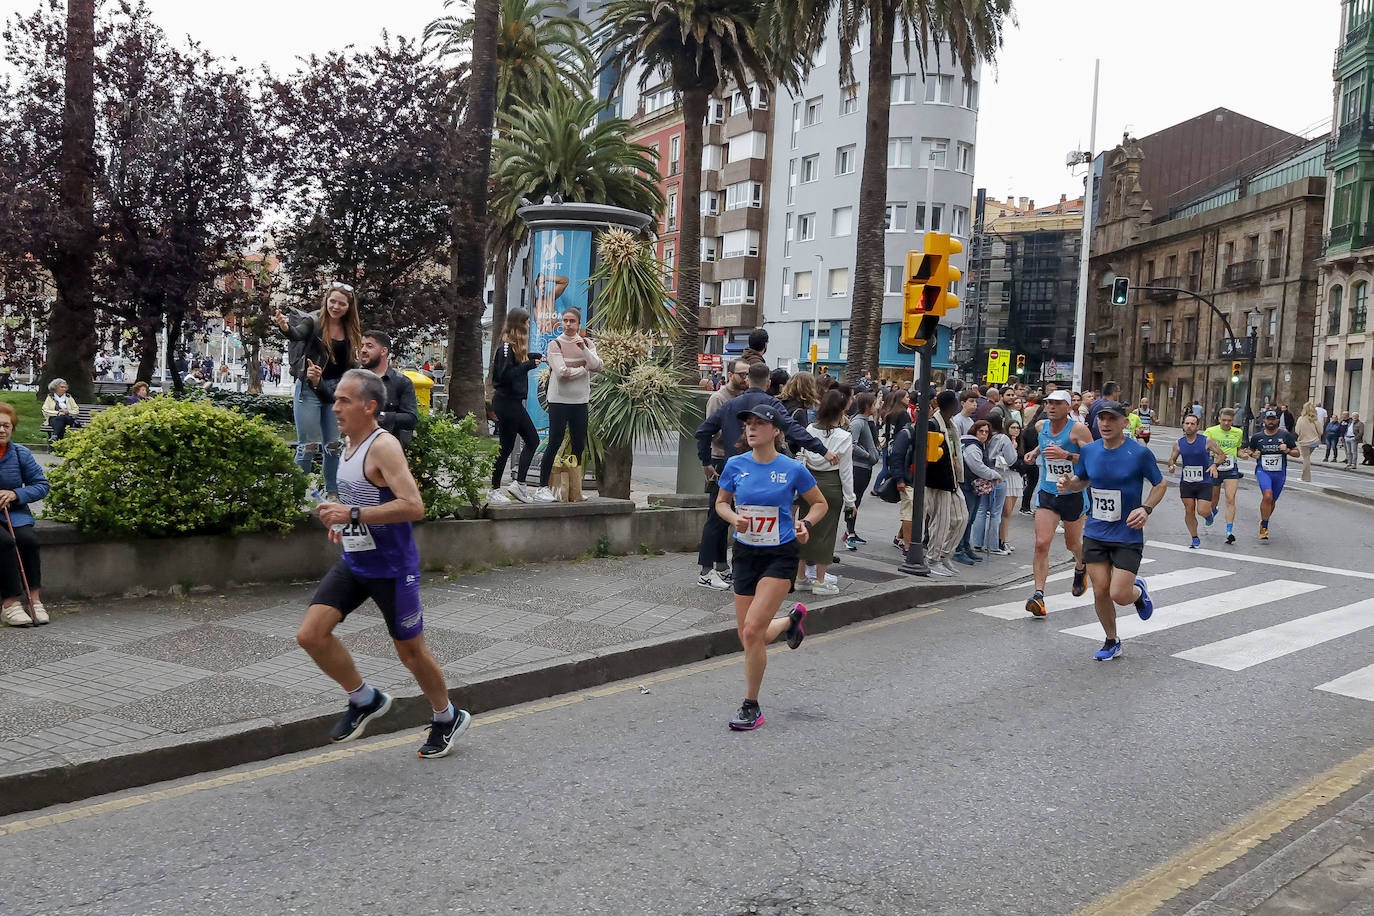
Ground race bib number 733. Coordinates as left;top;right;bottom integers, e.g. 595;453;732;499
1089;488;1122;522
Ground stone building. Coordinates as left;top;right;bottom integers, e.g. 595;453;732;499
1088;131;1327;426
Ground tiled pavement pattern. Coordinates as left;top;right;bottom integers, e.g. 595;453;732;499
0;551;908;769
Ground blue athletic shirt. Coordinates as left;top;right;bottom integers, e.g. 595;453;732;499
1037;418;1082;495
718;453;817;546
1248;430;1297;475
1076;438;1163;545
1176;434;1215;486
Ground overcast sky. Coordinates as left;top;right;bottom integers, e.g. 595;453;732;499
0;0;1344;206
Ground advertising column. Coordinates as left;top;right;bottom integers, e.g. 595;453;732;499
527;228;593;433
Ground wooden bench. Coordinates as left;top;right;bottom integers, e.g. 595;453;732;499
40;404;112;441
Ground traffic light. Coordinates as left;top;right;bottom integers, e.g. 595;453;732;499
1111;276;1130;305
1015;354;1026;374
809;342;819;363
1146;371;1154;388
1230;361;1242;383
900;233;963;348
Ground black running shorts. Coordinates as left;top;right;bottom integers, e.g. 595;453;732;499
731;539;801;596
311;559;424;641
1080;537;1144;575
1179;481;1213;500
1035;490;1085;522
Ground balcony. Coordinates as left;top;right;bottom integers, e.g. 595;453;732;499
1222;260;1261;287
1144;276;1180;301
1323;223;1374;255
1185;274;1203;292
1337;115;1374;150
1144;342;1174;366
1177;341;1197;361
1345;19;1371;50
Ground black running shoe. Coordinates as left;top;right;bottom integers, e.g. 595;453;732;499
785;603;808;650
330;690;392;743
1226;533;1236;545
1071;565;1087;598
418;709;471;758
728;702;764;731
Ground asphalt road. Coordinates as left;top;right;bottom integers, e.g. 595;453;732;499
1;480;1371;915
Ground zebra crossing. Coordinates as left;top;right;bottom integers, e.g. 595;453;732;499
973;544;1374;704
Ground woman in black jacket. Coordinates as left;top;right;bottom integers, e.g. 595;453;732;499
488;307;543;504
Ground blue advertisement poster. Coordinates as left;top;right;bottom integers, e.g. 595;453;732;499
527;228;593;433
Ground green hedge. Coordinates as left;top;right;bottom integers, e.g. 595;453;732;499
97;387;295;425
408;412;493;519
46;398;306;537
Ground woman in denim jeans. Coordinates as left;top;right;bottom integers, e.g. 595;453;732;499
972;415;1018;556
275;283;361;500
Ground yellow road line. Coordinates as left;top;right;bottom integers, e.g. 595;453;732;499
0;605;945;838
1073;744;1374;916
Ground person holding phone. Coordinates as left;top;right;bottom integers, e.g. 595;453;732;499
714;404;828;731
488;307;543;504
536;307;602;501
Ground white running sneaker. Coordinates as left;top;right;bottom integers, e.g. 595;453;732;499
936;560;957;576
928;563;954;577
487;488;513;505
697;570;730;590
795;577;813;592
29;602;49;625
533;486;558;503
811;579;840;595
2;603;32;627
506;482;533;503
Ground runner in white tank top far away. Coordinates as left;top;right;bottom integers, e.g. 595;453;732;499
1019;389;1094;617
296;369;471;759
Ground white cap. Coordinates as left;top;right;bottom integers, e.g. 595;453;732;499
1045;390;1072;403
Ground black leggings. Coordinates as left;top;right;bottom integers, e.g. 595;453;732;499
0;523;41;601
540;402;589;487
847;466;873;535
1020;465;1039;511
492;398;539;487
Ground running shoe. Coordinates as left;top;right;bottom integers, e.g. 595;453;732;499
785;603;808;650
487;488;513;505
1071;565;1087;598
1190;536;1200;549
2;603;32;627
845;534;859;551
1259;523;1269;541
533;486;558;503
1134;578;1153;621
928;563;954;577
935;560;957;577
953;551;976;566
849;533;868;545
1226;533;1236;545
698;570;730;591
989;544;1012;556
418;708;471;759
1204;507;1217;527
794;577;812;593
1025;591;1046;618
330;690;392;743
505;482;534;503
717;568;733;583
29;602;48;625
811;579;839;596
728;702;764;731
1094;639;1123;661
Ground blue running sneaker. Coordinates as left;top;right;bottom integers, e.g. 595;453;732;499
1094;639;1123;661
1205;507;1217;527
1190;536;1200;549
1134;578;1153;621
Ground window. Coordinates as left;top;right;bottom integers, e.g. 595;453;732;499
886;265;904;295
801;154;820;182
790;101;801;149
923;73;953;104
702;143;723;170
836;144;856;175
797;212;816;241
783;213;793;257
828;267;850;298
701;191;720;216
804;96;823;127
702;238;718;262
643;85;675;114
1355;281;1369;334
793;270;813;299
731;89;748;115
1331;285;1345;335
955;142;974;173
1244;234;1259;261
1334;166;1357;225
725;180;763;209
914;203;943;231
832;206;853;237
668;135;680;176
960;79;978;109
701;283;717;307
666;191;678;231
1268;229;1284;278
721;229;760;259
720;278;756;305
841;86;859;116
1342;73;1363;127
885;202;908;231
888;138;912;168
707;98;726;124
919;137;949;168
951;205;969;236
891;74;919;104
662;243;676;290
781;268;791;313
755;86;769;110
728;131;767;161
1145;259;1155;281
787;159;798;204
1221;240;1234;269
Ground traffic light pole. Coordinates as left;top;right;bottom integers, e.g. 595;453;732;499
900;340;935;577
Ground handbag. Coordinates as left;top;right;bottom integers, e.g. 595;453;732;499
973;476;997;497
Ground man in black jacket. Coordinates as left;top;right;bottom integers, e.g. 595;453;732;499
361;331;419;447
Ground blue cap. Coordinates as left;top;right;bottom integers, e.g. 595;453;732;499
739;403;784;426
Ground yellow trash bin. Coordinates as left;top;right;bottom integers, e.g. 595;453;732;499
403;371;434;413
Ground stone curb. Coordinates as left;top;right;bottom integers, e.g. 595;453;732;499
0;574;992;818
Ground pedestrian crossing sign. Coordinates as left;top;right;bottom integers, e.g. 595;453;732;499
987;349;1010;384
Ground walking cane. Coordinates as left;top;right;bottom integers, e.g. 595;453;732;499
3;506;35;621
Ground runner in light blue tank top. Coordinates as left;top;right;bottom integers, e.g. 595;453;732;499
1020;391;1094;617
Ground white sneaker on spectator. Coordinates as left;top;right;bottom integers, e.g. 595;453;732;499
29;602;49;625
928;563;954;577
533;486;558;503
811;579;840;595
795;577;813;592
505;482;533;503
487;488;512;505
2;603;32;627
697;570;729;590
936;560;957;576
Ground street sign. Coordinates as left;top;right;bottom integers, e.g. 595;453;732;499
1221;337;1256;358
696;354;722;372
986;348;1010;384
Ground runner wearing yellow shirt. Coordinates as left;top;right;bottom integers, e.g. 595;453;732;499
1205;408;1247;545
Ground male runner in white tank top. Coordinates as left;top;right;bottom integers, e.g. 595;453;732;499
296;369;471;758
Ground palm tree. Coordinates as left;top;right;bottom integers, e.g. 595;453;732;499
597;0;816;377
777;0;1012;381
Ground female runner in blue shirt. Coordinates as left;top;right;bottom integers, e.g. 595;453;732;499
715;404;829;730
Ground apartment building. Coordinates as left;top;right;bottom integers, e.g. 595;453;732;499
759;26;979;383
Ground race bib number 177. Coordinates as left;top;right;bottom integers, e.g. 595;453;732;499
736;505;781;546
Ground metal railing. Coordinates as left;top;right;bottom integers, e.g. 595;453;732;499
1223;260;1261;286
1144;276;1180;300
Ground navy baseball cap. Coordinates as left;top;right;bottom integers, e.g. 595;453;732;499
1096;400;1130;418
1262;409;1279;420
740;403;784;426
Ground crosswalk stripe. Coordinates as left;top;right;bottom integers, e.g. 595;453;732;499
1174;598;1374;670
1000;558;1155;591
972;567;1233;620
1148;541;1374;581
1317;664;1374;702
1060;580;1323;640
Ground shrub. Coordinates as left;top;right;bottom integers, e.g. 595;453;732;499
96;388;295;425
407;412;493;519
45;398;306;537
